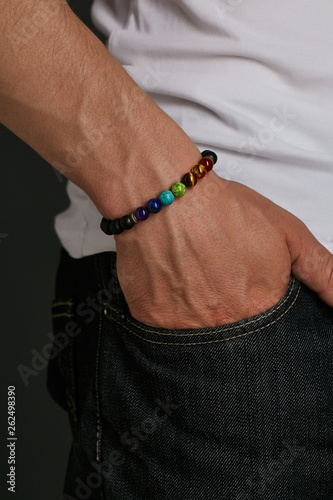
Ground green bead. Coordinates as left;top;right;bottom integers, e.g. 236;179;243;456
171;182;186;197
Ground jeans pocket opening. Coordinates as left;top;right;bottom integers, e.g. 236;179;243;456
104;275;301;346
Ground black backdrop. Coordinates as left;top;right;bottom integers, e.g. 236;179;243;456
0;2;105;499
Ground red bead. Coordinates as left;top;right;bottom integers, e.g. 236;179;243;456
198;157;214;172
191;164;207;179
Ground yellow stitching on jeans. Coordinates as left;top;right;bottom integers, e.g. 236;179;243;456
111;285;300;346
52;300;73;318
104;303;121;315
104;278;297;336
123;277;297;337
67;392;77;425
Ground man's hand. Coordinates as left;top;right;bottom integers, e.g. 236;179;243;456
1;0;332;329
115;171;333;329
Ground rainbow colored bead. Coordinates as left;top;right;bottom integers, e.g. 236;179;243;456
147;198;162;213
100;150;218;236
134;206;149;221
182;172;197;187
199;157;214;172
171;182;186;197
191;164;207;179
159;190;174;205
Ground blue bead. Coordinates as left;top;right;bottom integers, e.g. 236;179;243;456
159;190;174;206
147;198;162;213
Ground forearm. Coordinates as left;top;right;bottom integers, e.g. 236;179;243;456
0;0;199;218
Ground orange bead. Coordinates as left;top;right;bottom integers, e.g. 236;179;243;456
191;164;207;179
182;172;197;187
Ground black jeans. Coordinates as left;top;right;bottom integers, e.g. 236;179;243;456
48;248;333;500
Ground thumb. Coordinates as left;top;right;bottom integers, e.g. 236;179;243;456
286;221;333;306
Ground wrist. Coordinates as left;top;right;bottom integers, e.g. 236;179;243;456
112;170;225;250
105;153;221;240
83;94;202;219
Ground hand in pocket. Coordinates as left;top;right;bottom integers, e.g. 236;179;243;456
114;171;333;329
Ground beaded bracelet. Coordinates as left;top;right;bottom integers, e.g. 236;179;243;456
100;150;218;236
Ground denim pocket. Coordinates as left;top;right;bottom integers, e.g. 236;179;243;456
93;254;333;499
104;274;301;346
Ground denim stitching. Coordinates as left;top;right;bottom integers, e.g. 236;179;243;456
94;254;104;488
110;284;300;346
67;393;77;430
52;300;73;307
51;313;74;318
54;301;77;431
95;314;102;463
52;300;74;319
107;277;298;337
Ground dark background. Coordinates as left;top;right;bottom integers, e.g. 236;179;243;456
1;2;105;499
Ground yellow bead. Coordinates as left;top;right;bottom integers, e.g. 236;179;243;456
191;164;207;179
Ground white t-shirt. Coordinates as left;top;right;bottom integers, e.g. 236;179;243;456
55;0;333;256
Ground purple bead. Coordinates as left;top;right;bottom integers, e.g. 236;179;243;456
134;206;149;221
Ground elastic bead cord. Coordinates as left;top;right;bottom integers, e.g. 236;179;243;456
100;150;218;236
